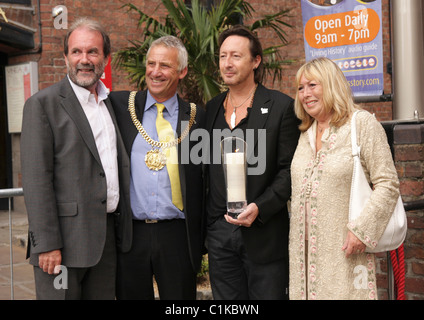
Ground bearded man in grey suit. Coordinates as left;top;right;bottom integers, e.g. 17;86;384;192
20;18;131;299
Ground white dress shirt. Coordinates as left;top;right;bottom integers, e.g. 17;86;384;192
68;76;119;213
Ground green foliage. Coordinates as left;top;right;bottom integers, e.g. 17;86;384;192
113;0;293;106
197;255;209;280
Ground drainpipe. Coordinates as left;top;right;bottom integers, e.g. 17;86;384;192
391;0;424;121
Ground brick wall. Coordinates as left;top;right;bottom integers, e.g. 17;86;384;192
394;140;424;300
10;0;394;115
373;123;424;300
9;0;166;90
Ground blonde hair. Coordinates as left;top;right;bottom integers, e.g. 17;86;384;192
294;57;359;132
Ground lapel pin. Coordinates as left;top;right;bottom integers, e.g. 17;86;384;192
261;108;268;114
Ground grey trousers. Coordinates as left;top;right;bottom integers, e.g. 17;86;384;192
33;213;117;300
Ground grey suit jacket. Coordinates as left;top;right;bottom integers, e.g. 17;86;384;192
21;77;131;268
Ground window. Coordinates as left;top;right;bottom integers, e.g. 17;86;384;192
0;0;32;5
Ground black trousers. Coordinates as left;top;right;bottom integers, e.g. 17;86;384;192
33;213;117;300
116;219;196;300
207;216;289;300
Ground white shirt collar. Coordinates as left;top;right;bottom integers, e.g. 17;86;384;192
67;75;109;104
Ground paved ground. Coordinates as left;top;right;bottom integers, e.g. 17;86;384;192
0;210;35;300
0;210;212;300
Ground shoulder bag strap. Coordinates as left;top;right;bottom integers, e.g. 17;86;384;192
351;110;360;158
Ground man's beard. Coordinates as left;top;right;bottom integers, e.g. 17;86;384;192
67;62;106;89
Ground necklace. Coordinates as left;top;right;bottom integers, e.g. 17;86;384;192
127;91;196;171
317;119;331;134
228;84;258;129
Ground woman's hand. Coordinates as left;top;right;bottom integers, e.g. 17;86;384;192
342;231;366;258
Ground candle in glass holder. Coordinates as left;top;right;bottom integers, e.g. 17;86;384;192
225;151;247;218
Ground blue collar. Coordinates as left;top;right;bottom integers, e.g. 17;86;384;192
145;91;178;117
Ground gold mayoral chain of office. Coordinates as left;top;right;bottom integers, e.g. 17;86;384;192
128;90;197;171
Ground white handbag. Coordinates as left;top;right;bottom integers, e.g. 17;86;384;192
349;111;407;253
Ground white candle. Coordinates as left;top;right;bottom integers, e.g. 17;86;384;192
225;152;246;202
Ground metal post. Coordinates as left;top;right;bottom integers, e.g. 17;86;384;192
391;0;424;121
8;197;14;300
0;188;24;300
387;252;395;300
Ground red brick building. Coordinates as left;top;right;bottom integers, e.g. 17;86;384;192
0;0;422;299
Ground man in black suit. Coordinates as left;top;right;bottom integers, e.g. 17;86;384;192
109;36;205;300
205;25;300;300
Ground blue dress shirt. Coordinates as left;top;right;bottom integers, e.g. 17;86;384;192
130;91;185;221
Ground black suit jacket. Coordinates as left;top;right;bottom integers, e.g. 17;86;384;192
205;83;300;264
109;90;206;272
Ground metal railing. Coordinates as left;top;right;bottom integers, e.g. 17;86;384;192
0;188;24;300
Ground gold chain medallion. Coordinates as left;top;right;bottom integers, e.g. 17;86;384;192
128;91;196;171
145;149;167;171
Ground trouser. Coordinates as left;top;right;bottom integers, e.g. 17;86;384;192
116;219;196;300
33;213;117;300
207;216;288;300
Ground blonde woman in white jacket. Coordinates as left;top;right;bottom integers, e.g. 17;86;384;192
289;57;400;300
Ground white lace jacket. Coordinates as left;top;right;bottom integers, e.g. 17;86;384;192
289;110;400;300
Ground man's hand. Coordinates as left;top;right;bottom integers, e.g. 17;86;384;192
38;249;62;274
225;203;259;228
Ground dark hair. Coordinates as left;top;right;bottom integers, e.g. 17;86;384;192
218;25;264;83
63;17;111;57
